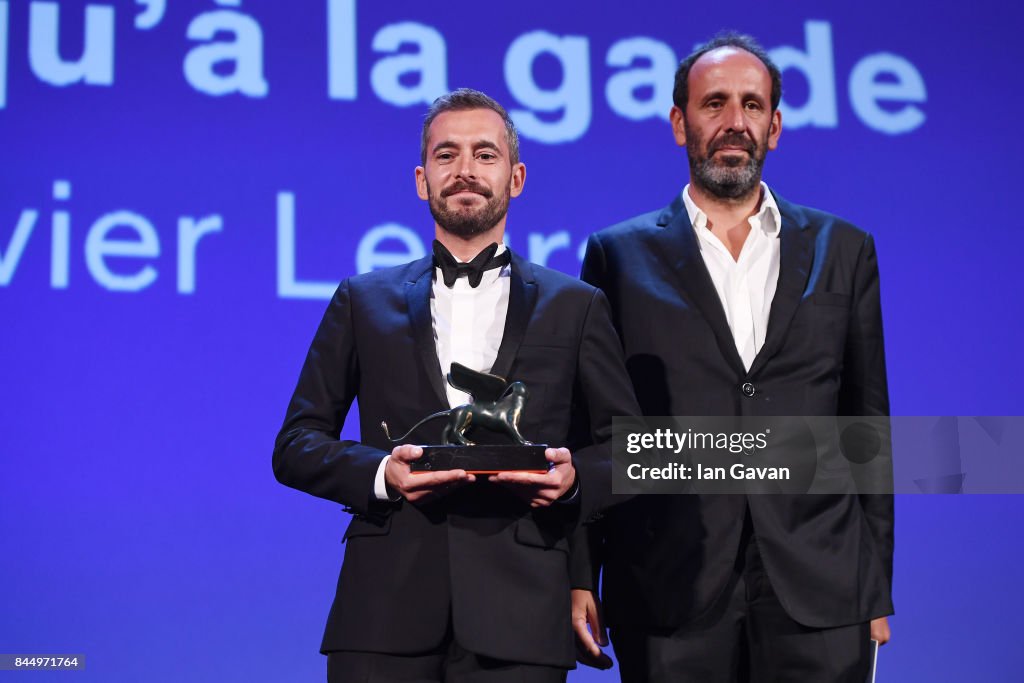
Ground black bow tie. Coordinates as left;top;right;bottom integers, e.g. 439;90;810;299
432;240;510;288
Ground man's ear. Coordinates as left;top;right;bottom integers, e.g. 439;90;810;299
767;108;782;151
669;106;687;147
509;163;526;199
415;166;428;200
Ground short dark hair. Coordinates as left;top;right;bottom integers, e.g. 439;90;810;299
420;88;521;166
673;32;782;113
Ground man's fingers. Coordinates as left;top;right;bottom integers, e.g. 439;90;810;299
523;486;561;507
585;598;608;646
487;469;570;508
870;616;891;646
402;471;475;503
573;633;613;669
390;445;423;463
572;589;613;669
572;613;612;668
404;469;469;491
545;447;571;464
574;589;609;647
492;471;551;486
572;615;602;657
387;449;477;502
588;607;608;647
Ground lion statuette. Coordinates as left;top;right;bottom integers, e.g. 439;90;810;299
381;363;531;446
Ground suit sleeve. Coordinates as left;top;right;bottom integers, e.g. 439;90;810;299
272;279;392;516
568;517;607;591
568;284;641;524
568;233;626;590
839;233;895;587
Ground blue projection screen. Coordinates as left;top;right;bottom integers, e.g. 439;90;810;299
2;1;1023;680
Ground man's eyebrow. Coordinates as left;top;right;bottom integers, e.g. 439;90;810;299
701;90;729;103
431;139;503;155
431;140;458;155
701;89;767;104
473;140;502;154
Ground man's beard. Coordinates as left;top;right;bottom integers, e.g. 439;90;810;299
427;179;510;238
686;124;767;201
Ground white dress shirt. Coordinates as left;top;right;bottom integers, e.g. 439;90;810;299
682;183;781;372
431;248;511;408
373;246;511;499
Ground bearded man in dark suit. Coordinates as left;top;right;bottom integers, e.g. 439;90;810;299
274;88;639;682
572;34;894;683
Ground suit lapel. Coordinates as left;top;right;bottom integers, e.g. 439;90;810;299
405;257;450;407
654;194;747;378
747;194;813;378
489;251;538;381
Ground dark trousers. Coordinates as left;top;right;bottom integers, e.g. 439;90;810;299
326;639;567;683
612;512;872;683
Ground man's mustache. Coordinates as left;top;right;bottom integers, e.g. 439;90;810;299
709;134;756;155
442;181;493;199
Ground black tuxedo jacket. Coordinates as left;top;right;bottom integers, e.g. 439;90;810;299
580;191;894;630
273;251;639;667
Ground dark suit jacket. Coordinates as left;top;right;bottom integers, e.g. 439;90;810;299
273;251;639;667
580;191;894;630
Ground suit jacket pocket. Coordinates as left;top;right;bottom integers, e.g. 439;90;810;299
343;514;392;542
514;518;570;554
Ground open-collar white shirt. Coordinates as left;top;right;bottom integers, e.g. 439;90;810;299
682;182;782;372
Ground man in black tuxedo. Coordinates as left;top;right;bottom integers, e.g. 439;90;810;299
572;34;894;682
273;88;638;682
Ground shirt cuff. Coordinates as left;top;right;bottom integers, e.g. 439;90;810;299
373;455;401;502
